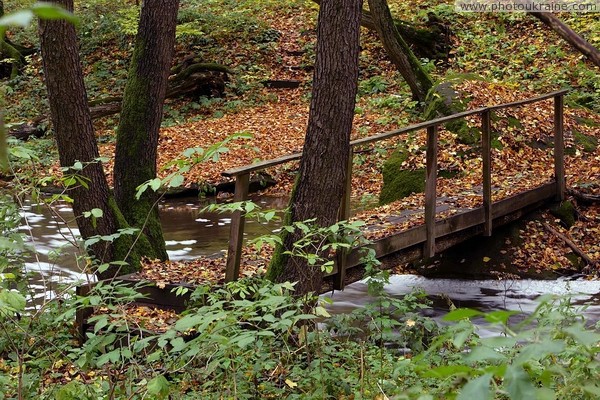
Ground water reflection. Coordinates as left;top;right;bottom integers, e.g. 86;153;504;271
19;195;286;298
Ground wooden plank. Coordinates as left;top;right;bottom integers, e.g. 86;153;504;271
425;125;438;258
554;94;565;201
350;107;487;147
482;109;493;236
222;153;301;177
492;182;555;218
333;149;354;290
487;89;569;112
225;173;250;281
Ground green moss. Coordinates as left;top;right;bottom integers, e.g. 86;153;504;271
565;252;584;270
549;200;576;229
573;130;598;153
379;150;425;205
266;181;297;282
424;82;479;145
106;196;159;277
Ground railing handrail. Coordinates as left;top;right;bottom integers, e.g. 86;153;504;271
221;89;570;178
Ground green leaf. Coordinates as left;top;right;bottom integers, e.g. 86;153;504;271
457;373;493;400
564;324;600;347
424;365;473;378
31;3;79;24
504;365;536;399
452;326;474;349
582;385;600;397
147;374;170;397
0;10;34;27
150;178;162;191
464;346;507;363
443;308;483;321
174;314;205;331
91;208;103;218
314;306;330;318
483;310;520;325
169;174;184;188
0;290;26;313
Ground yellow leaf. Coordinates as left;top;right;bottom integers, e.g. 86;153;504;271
483;257;491;263
285;379;298;388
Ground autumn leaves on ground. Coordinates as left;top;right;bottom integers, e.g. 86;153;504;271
9;1;600;285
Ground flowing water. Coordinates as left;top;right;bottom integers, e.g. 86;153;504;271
18;195;286;301
17;195;600;328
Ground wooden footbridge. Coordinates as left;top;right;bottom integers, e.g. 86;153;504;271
221;89;568;289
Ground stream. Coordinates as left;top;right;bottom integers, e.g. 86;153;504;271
17;196;600;329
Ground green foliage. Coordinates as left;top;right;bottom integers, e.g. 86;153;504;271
359;75;389;95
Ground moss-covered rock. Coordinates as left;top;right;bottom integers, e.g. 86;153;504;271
549;200;577;228
379;150;425;205
573;130;598;153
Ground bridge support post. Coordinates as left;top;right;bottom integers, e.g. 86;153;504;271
333;148;354;290
482;109;493;236
225;172;250;282
425;125;438;259
554;94;565;201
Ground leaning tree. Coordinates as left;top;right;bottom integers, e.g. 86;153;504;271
39;0;179;278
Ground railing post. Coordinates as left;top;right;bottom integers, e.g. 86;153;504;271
225;173;250;282
482;109;493;236
425;125;438;259
333;147;354;290
554;94;565;201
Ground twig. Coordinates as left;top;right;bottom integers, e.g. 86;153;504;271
542;222;597;270
567;188;600;204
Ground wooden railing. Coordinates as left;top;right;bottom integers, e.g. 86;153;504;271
221;89;568;287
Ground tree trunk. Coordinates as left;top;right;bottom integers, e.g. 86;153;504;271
268;0;363;296
529;12;600;68
39;0;120;269
311;0;452;61
367;0;433;101
113;0;180;262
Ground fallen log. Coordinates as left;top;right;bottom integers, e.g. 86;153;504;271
9;61;230;140
542;222;597;271
529;12;600;68
567;188;600;204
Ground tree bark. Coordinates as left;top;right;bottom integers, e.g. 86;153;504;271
311;0;452;61
39;0;120;268
268;0;363;296
529;12;600;68
113;0;180;262
367;0;434;101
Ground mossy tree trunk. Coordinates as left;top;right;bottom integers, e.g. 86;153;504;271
39;0;179;278
39;0;122;274
267;0;363;296
113;0;180;262
367;0;433;101
0;1;24;79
